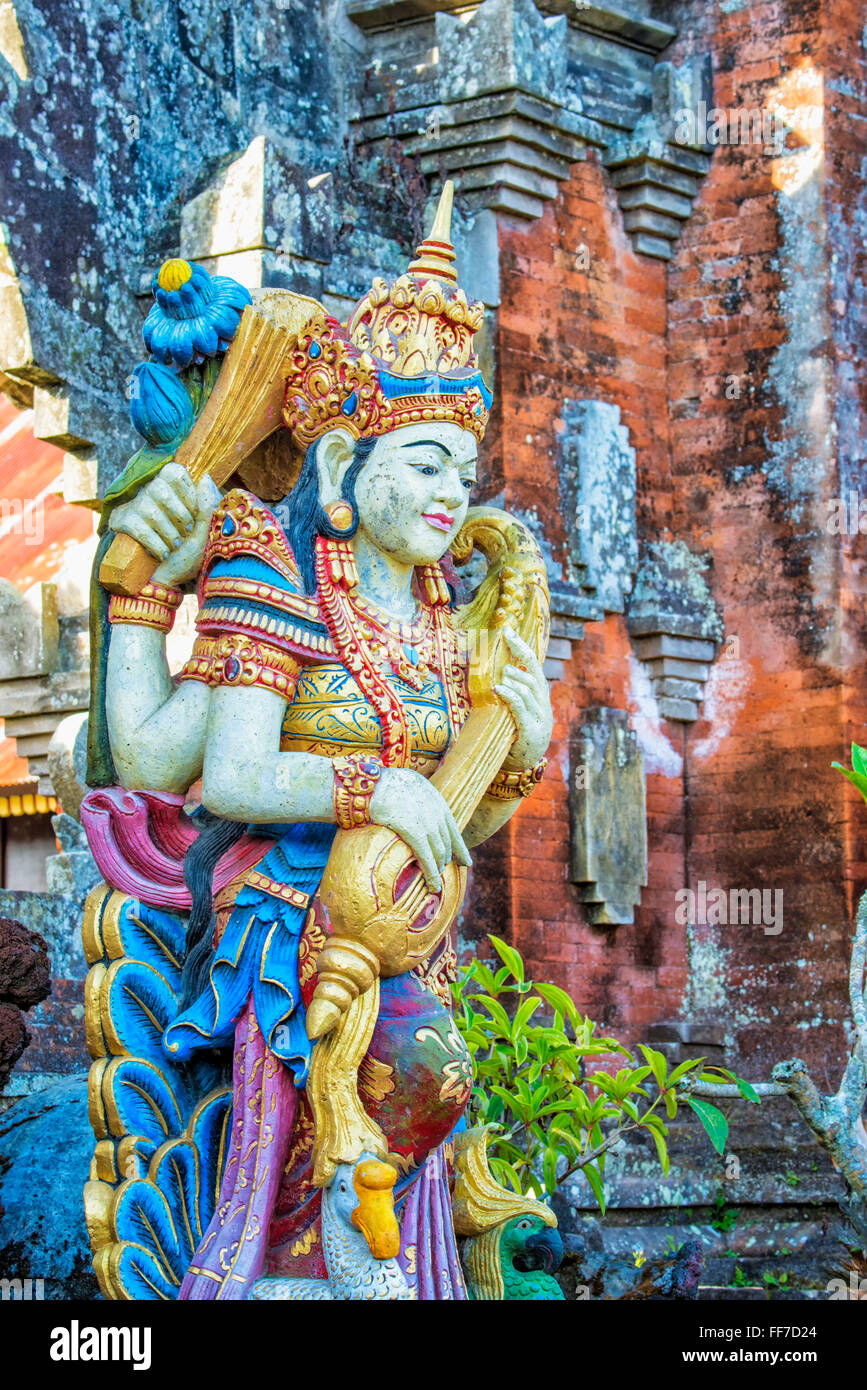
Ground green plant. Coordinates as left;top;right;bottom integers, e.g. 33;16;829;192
762;1269;789;1289
452;935;759;1211
832;742;867;800
732;1266;750;1287
784;1171;801;1189
710;1192;738;1233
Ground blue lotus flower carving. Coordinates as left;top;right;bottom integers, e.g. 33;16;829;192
142;258;252;369
128;361;195;447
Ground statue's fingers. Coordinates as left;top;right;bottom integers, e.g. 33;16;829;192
443;805;472;867
403;824;442;893
195;475;222;518
505;666;549;714
430;819;452;876
110;511;170;561
420;834;443;893
149;477;196;532
136;494;184;549
496;678;532;721
503;627;543;677
160;462;197;508
503;665;539;694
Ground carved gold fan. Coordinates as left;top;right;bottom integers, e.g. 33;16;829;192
99;290;320;595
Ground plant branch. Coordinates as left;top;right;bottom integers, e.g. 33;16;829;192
849;889;867;1062
680;1079;789;1099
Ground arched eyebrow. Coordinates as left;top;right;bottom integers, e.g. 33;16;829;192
401;439;477;469
401;439;451;456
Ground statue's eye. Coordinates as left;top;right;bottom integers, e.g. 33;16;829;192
461;478;474;491
414;464;438;477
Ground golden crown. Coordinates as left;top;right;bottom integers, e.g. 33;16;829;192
282;183;492;449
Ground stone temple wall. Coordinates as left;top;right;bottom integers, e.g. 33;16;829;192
1;0;866;1296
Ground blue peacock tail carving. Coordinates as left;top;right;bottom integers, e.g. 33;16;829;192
82;883;232;1299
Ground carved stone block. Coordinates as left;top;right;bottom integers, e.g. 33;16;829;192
627;540;723;722
557;398;638;614
570;708;647;926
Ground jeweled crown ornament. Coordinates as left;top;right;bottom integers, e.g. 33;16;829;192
282;181;493;448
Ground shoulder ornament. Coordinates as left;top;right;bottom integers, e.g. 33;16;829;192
203;489;302;589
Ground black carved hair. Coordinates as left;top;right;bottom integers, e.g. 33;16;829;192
274;434;378;594
179;810;248;1011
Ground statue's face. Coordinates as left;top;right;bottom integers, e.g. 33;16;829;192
352;422;478;565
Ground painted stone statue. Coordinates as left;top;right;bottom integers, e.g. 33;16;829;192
80;184;560;1300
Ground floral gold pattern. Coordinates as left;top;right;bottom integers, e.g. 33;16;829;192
298;911;327;987
288;1227;319;1258
358;1053;396;1104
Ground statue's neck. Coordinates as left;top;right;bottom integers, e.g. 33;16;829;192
351;530;418;624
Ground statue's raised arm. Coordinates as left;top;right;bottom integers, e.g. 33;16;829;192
81;183;558;1302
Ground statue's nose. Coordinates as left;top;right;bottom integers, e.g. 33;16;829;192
350;1159;401;1260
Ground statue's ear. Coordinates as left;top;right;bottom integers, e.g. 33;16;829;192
315;428;357;504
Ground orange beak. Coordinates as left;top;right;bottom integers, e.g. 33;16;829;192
350;1159;401;1260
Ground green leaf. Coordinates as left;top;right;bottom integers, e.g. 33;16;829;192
512;996;542;1038
542;1147;559;1195
472;997;512;1036
488;934;525;984
471;962;498;995
489;1158;523;1194
589;1073;620;1100
735;1076;761;1104
640;1112;668;1135
534;981;580;1027
625;1065;653;1088
550;1125;584;1155
582;1163;607;1216
852;743;867;776
668;1058;705;1087
833;761;867;805
686;1096;729;1154
638;1044;669;1089
489;1085;525;1120
515;1077;535;1113
648;1126;670;1176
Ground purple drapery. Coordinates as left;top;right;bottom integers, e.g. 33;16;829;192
80;787;275;909
179;999;298;1300
398;1147;468;1300
179;997;467;1300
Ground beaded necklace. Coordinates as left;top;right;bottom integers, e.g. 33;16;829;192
314;529;469;766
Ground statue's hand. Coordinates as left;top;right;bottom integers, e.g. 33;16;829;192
495;627;554;772
370;769;471;894
108;463;220;587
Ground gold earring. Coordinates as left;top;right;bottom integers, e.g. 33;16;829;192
418;563;451;606
323;500;359;589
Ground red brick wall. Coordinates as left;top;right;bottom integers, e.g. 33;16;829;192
469;0;867;1077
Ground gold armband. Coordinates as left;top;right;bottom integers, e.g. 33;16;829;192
332;753;384;829
487;757;547;801
180;634;301;698
108;581;184;632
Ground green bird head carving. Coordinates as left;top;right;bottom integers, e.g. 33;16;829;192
463;1213;565;1301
